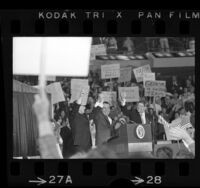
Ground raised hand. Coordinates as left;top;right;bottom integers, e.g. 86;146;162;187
120;92;126;106
77;89;85;104
98;93;104;103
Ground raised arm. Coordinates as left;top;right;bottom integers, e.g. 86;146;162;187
119;92;130;117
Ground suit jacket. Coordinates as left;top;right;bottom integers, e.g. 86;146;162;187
121;105;151;125
93;106;113;146
71;103;92;150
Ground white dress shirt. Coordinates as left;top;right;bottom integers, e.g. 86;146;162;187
140;112;146;124
107;116;112;125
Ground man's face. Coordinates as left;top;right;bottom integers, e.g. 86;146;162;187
180;109;186;116
174;93;178;99
172;76;177;82
165;97;170;104
137;103;145;113
162;107;166;114
61;111;65;118
184;88;188;93
102;103;110;116
155;97;161;104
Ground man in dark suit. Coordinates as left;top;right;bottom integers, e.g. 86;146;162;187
93;100;113;146
71;93;92;153
120;93;161;143
121;100;151;125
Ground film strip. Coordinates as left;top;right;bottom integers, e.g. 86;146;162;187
2;9;200;187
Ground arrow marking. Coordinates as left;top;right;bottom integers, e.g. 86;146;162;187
29;177;47;186
131;176;144;185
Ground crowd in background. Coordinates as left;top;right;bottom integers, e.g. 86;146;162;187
44;72;195;159
13;37;195;159
92;37;195;54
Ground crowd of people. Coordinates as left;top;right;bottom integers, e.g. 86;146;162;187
31;71;195;159
92;37;195;54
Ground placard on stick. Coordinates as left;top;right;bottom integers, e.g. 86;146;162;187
118;87;139;102
118;67;132;83
101;91;117;106
133;64;151;82
70;79;89;105
144;80;166;97
143;72;155;85
90;44;107;60
45;82;65;104
101;64;120;79
13;37;92;77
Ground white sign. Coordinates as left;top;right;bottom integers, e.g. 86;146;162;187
101;91;117;106
118;87;140;102
133;64;151;82
101;64;120;79
46;82;65;104
118;67;132;83
143;73;155;85
13;37;92;77
90;44;107;60
70;79;89;105
144;80;166;97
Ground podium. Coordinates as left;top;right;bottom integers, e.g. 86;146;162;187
107;123;153;157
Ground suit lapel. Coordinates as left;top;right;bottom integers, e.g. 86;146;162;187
136;110;142;124
102;112;111;125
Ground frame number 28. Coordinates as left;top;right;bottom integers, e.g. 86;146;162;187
146;176;162;184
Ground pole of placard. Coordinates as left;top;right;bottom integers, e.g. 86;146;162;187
177;139;181;151
39;38;47;91
38;38;51;117
152;94;156;152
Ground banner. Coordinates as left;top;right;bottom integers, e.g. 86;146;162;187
46;82;65;104
133;64;151;82
118;67;132;83
101;91;117;106
118;87;140;102
143;72;155;85
101;64;120;79
144;80;166;97
70;79;89;105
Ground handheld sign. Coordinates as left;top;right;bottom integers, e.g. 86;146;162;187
101;91;117;106
90;44;107;60
13;37;92;77
144;80;166;97
46;82;65;104
118;67;132;83
70;79;89;105
101;64;120;79
143;72;155;85
133;64;151;82
118;87;140;102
